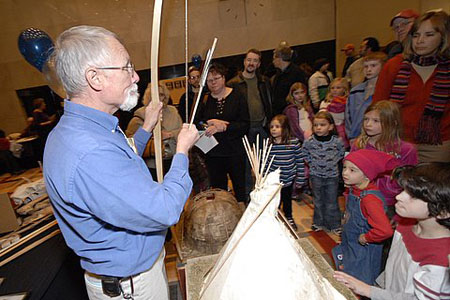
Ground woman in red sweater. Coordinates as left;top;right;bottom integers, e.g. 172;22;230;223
373;10;450;163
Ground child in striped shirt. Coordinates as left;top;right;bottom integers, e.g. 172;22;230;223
267;114;306;230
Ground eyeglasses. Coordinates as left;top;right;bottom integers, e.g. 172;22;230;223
97;62;135;74
206;76;223;84
392;20;413;31
189;75;200;80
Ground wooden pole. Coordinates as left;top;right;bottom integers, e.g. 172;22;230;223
188;38;217;127
150;0;164;183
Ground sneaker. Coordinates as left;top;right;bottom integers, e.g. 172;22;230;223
331;228;343;236
287;218;298;231
311;224;324;232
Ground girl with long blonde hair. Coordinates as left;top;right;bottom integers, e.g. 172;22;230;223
352;100;418;218
283;82;314;142
321;78;350;148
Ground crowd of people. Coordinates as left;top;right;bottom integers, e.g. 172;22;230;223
38;7;449;300
179;8;450;300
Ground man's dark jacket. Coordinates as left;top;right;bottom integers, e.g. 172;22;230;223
271;63;306;116
227;71;273;123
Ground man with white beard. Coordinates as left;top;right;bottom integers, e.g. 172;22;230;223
43;25;199;300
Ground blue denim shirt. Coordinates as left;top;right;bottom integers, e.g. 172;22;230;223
345;81;373;140
43;100;192;277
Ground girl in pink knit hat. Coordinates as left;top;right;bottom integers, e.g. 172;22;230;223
332;149;397;285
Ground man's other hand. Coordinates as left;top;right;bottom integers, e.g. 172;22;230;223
176;124;200;155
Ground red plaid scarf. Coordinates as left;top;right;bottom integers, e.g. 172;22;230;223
389;55;450;145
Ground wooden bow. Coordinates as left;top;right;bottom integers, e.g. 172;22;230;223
150;0;164;183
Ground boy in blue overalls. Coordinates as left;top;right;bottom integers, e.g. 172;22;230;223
333;149;398;285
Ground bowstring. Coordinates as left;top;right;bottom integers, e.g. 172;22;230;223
184;0;189;123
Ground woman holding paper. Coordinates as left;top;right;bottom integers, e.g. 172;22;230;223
196;63;250;202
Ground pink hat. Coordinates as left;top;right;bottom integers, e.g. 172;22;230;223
344;149;400;181
390;9;419;26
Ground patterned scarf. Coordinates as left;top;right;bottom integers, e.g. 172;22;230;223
327;96;347;113
389;54;450;145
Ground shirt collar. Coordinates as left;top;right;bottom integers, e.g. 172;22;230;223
64;100;120;132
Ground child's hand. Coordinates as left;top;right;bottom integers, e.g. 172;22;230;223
295;183;305;191
358;234;368;245
303;130;313;140
334;271;371;297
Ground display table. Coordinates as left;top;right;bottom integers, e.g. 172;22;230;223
184;238;357;300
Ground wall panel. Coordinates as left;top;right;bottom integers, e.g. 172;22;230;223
1;0;447;133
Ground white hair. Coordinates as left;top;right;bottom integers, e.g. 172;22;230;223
52;25;120;98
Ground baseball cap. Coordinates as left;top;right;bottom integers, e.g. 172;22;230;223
340;44;355;51
390;9;419;26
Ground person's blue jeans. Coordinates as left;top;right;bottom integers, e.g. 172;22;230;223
310;175;341;230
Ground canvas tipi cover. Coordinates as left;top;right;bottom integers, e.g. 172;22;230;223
199;169;346;300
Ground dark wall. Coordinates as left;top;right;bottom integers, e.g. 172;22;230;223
137;39;336;84
16;86;63;119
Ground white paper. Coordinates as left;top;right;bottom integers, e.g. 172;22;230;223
195;133;218;154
